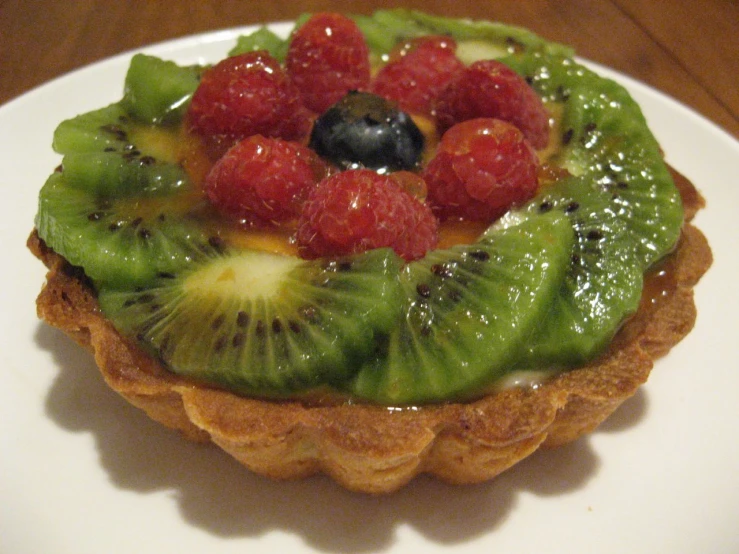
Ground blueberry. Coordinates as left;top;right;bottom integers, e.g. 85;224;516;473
309;91;425;173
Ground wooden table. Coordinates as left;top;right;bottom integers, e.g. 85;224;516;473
1;0;737;139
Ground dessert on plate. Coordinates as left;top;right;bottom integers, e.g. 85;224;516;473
28;10;712;493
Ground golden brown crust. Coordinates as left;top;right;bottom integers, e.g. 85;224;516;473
27;167;712;493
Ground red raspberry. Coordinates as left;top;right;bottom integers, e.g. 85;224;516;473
297;169;438;261
285;13;371;114
187;52;312;158
204;135;325;224
422;118;540;222
435;59;550;149
370;36;465;116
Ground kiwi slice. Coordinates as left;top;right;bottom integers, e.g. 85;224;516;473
53;103;190;197
496;179;643;367
53;103;133;154
35;172;217;289
121;53;202;125
502;52;684;271
59;151;189;197
38;100;213;288
348;211;574;404
351;9;574;58
98;247;404;396
229;27;288;61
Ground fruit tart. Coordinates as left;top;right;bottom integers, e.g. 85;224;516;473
28;10;712;493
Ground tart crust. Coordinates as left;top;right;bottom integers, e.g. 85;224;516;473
28;168;711;494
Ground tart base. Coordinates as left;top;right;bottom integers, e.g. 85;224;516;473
27;168;712;494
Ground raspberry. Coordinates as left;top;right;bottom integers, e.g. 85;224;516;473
422;118;540;222
435;59;551;149
286;13;371;114
204;135;325;224
370;36;465;116
187;52;312;158
297;169;438;261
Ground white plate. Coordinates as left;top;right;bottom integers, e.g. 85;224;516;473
1;23;737;554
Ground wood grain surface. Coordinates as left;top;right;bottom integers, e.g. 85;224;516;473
1;0;737;138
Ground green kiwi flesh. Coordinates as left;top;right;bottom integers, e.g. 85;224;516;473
52;103;190;197
489;52;681;368
501;52;684;271
351;9;574;59
494;180;643;368
229;27;288;61
348;212;574;404
121;53;202;125
37;102;217;289
98;248;403;396
36;172;218;289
